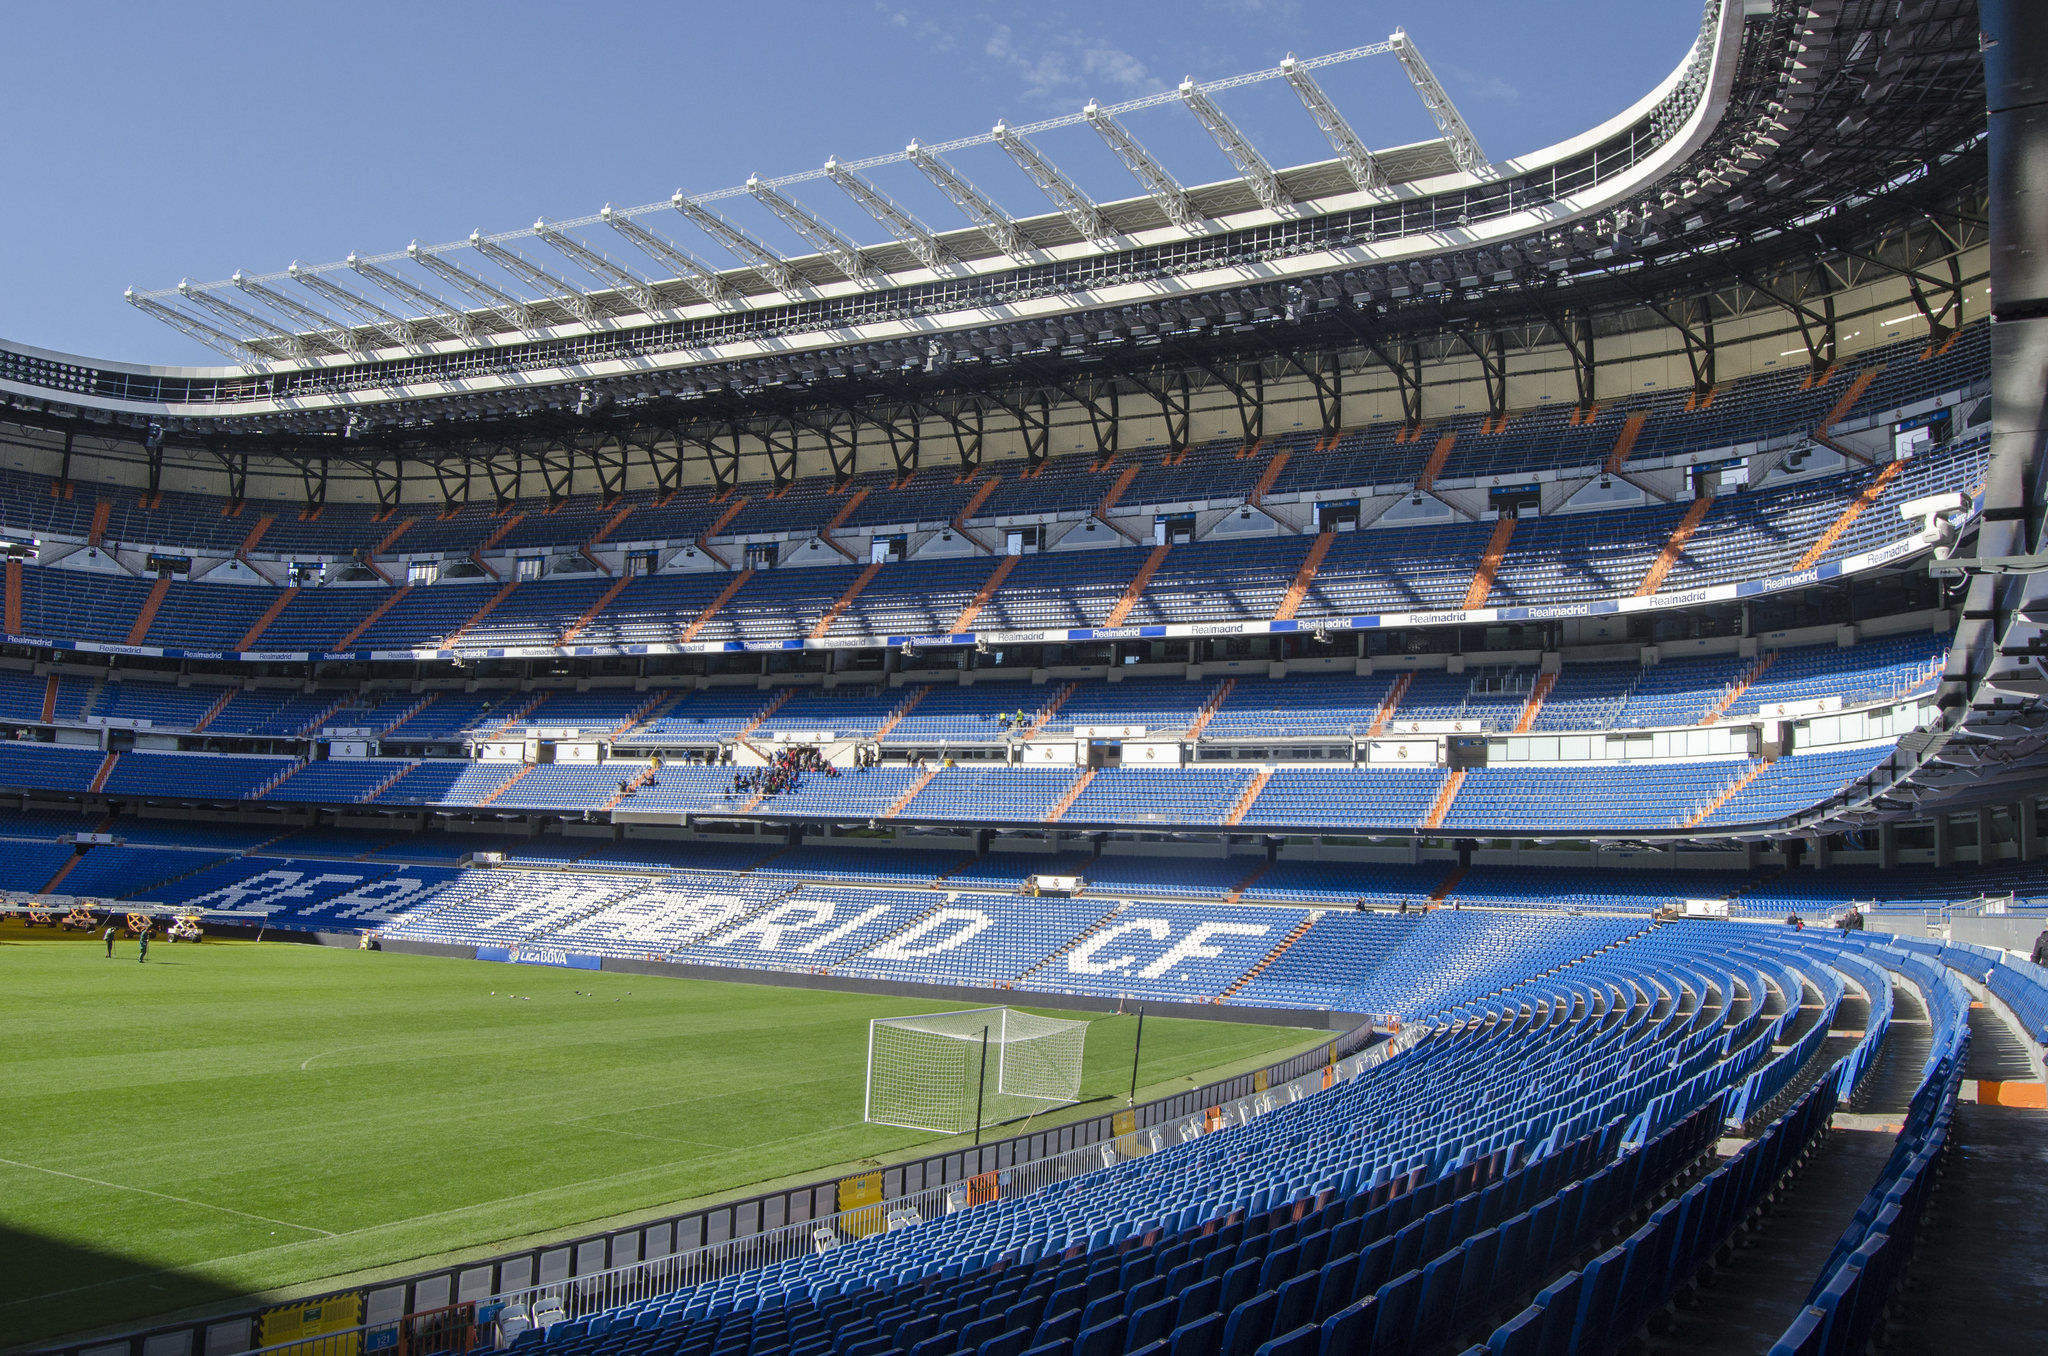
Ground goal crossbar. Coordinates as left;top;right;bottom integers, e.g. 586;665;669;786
865;1007;1087;1134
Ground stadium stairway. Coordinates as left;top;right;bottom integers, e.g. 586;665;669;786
1882;997;2048;1351
1274;532;1334;621
334;585;413;650
4;557;20;634
1635;494;1717;596
949;555;1018;632
1007;901;1126;989
1219;911;1321;999
1222;858;1271;904
1223;768;1272;826
1415;429;1458;490
1794;459;1907;570
1463;516;1517;609
1103;545;1170;627
1687;760;1769;827
1512;672;1557;733
1422;768;1467;830
1367;672;1413;735
693;498;748;569
125;576;171;645
1703;652;1777;725
808;562;885;639
734;688;793;739
872;687;928;740
1648;973;1991;1355
442;581;518;647
236;586;299;649
560;573;633;644
1602;410;1651;474
475;764;535;805
1042;769;1096;823
1184;679;1235;738
680;569;753;642
1020;682;1078;740
883;766;939;818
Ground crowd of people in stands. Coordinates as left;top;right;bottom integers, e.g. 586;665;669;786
730;745;841;800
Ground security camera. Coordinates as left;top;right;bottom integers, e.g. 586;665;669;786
1900;491;1970;559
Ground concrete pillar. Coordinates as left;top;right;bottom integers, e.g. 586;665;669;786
2020;800;2039;862
1934;814;1954;868
1978;806;1999;863
1878;821;1898;870
1813;835;1832;869
1744;840;1760;871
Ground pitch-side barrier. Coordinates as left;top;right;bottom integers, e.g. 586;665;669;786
160;1025;1423;1356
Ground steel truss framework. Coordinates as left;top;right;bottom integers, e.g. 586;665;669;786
8;159;1989;509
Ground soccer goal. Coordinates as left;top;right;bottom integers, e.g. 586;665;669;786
865;1007;1088;1134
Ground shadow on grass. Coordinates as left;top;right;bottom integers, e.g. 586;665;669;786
0;1222;249;1354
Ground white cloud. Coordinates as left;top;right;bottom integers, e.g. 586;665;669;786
983;21;1163;104
1440;62;1520;103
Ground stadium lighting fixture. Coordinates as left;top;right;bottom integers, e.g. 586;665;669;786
1390;29;1489;176
406;241;538;334
289;263;417;348
1084;101;1201;233
823;158;956;272
173;280;308;359
534;219;660;314
347;253;477;340
672;194;799;294
469;230;597;323
601;207;732;304
1280;54;1387;194
230;270;365;356
1178;79;1291;213
906;140;1031;262
992;121;1115;245
123;288;257;363
747;176;874;284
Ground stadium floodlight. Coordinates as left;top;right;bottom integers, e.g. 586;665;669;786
602;206;731;304
406;241;537;334
993;121;1115;245
347;253;477;340
124;288;259;363
747;176;873;284
534;219;659;314
230;270;366;356
470;230;597;323
173;281;309;360
1178;79;1291;213
824;158;955;271
1389;28;1489;177
906;140;1031;262
1084;101;1201;233
865;1007;1087;1135
290;263;417;348
673;194;799;293
1280;54;1387;194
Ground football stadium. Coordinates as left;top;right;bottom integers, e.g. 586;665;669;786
1;2;2044;1353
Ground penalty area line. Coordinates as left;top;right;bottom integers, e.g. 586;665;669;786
0;1156;336;1237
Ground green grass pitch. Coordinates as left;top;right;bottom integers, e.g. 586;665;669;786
0;934;1319;1348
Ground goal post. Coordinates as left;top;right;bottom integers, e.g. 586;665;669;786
865;1007;1088;1134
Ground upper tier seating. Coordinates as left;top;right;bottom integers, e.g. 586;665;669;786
0;435;1985;658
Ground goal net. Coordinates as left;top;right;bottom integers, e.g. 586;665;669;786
865;1007;1088;1134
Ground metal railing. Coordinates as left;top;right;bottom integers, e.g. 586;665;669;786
200;1024;1426;1356
480;1021;1425;1335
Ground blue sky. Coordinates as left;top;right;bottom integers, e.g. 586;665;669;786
0;1;1702;366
